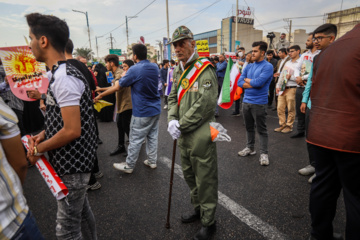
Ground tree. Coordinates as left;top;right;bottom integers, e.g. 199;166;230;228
73;47;94;61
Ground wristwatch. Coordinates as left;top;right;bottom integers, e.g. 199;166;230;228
41;93;46;100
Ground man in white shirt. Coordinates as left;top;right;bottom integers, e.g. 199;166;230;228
291;33;320;139
275;45;301;133
26;13;98;239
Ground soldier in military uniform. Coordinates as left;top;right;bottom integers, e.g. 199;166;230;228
167;26;218;240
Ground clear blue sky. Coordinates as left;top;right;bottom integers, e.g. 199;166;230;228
0;0;358;57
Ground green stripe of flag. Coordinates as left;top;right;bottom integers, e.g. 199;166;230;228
221;57;233;103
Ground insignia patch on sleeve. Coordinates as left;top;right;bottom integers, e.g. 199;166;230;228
203;80;212;88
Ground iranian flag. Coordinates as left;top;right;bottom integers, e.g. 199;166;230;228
218;58;242;109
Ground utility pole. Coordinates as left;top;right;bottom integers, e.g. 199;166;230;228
107;33;115;50
235;0;238;50
288;20;292;44
126;15;138;50
126;16;129;48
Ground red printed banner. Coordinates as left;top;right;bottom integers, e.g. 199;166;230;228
0;46;49;101
21;135;68;200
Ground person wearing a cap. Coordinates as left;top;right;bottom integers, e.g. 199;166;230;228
167;25;218;240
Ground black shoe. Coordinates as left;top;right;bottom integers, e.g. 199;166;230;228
193;223;216;240
308;233;343;240
109;145;126;156
271;108;277;111
231;112;240;116
97;138;103;144
181;209;200;223
290;132;305;138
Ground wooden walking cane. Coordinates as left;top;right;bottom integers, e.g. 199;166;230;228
165;139;177;229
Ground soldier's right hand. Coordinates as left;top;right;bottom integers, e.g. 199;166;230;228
168;120;181;140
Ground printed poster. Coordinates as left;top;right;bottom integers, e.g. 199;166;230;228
300;60;312;77
106;71;114;83
278;66;294;96
0;46;49;101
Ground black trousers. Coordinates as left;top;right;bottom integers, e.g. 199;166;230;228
89;156;100;185
305;108;315;167
268;79;276;106
295;87;306;133
309;144;360;240
117;109;132;146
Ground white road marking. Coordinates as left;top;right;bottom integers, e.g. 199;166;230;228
160;156;289;240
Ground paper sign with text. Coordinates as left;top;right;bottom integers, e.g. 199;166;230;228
196;40;210;57
0;46;49;101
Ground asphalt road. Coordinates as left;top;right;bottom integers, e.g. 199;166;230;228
23;100;346;240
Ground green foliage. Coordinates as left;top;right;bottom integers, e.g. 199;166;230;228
73;47;94;61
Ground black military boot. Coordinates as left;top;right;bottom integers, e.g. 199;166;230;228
193;223;216;240
308;232;343;240
109;145;126;156
181;209;200;223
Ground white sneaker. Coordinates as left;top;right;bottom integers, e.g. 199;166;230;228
298;165;315;176
260;154;269;166
164;105;168;109
144;160;157;169
113;162;133;173
308;173;316;183
238;147;256;157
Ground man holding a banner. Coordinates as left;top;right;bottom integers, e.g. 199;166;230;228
237;41;273;166
167;25;218;240
25;13;98;239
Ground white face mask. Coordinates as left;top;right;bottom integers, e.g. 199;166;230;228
238;52;244;58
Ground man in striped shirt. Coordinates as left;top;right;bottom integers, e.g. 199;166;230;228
0;97;43;239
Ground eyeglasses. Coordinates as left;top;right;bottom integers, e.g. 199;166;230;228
312;36;332;42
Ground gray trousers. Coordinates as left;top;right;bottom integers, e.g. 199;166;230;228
242;103;268;154
56;173;97;240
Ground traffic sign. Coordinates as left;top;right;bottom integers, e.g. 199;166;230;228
109;49;122;56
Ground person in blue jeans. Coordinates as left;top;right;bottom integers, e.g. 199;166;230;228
237;41;273;166
113;44;161;173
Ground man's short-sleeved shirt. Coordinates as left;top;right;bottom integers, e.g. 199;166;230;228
0;97;28;239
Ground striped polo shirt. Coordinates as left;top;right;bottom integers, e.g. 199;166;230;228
0;97;28;240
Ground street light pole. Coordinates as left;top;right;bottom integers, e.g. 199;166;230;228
166;0;171;60
72;10;92;50
235;0;238;50
95;36;103;59
126;16;138;50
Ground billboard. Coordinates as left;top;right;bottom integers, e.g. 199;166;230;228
232;5;255;18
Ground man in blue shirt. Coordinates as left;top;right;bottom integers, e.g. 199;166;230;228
113;44;161;173
215;54;227;117
237;41;273;166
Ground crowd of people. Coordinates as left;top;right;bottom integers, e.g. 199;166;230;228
0;11;359;240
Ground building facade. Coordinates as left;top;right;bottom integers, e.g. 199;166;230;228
326;6;360;38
